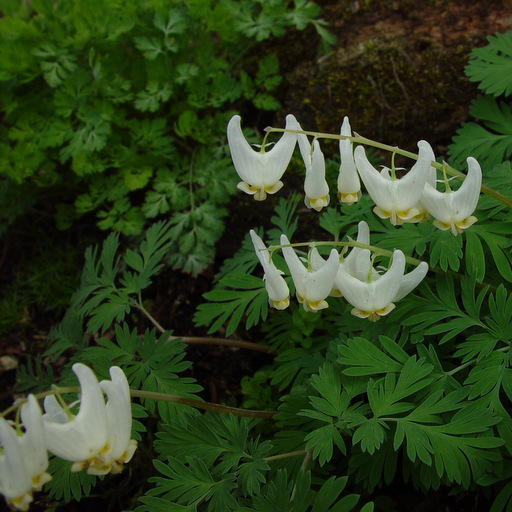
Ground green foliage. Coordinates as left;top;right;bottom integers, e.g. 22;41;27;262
194;195;298;335
466;31;512;97
0;0;333;274
449;29;512;171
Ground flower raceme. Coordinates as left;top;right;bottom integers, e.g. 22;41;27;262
227;114;298;201
42;363;137;476
0;395;51;511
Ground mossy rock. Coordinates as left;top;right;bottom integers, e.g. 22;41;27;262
282;31;478;154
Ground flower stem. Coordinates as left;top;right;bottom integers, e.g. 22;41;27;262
2;387;277;420
137;294;270;352
267;127;512;209
132;389;278;418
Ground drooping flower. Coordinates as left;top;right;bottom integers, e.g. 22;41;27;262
0;395;51;512
354;140;435;225
227;114;298;201
250;230;290;310
99;367;138;474
42;363;136;476
281;234;339;312
296;126;330;211
309;220;374;297
420;157;482;236
336;249;428;321
337;116;360;205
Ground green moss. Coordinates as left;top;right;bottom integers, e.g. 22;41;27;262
282;31;481;154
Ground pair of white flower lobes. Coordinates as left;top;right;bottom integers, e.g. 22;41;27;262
0;364;136;511
228;114;482;321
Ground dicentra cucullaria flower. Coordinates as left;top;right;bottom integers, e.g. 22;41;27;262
355;140;435;225
250;230;290;310
420;157;482;235
296;124;330;211
336;248;428;322
227;114;298;201
0;395;51;511
281;234;339;312
42;363;137;476
337;116;361;205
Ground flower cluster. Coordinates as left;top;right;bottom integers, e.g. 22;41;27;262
228;115;482;234
0;364;136;511
251;222;428;321
228;114;483;320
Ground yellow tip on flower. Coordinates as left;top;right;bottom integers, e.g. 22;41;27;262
9;493;33;512
272;297;290;310
433;216;478;236
351;303;396;322
237;181;284;201
373;206;423;226
308;196;329;212
301;298;329;313
338;192;360;205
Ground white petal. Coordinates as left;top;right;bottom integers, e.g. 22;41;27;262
0;418;31;500
43;363;108;462
337;250;405;311
394;140;434;208
338;116;360;195
354;145;394;210
295;120;312;168
343;220;370;276
249;229;270;268
250;230;289;304
281;234;307;298
304;140;329;200
19;395;48;480
100;367;132;460
263;114;299;186
227;114;298;188
451;157;482;219
264;265;290;304
420;157;482;225
304;249;339;302
394;261;428;301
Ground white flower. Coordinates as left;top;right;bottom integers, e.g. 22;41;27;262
355;140;435;225
309;221;374;297
227;114;298;201
42;363;136;476
336;249;428;322
337;116;360;205
0;395;51;512
420;157;482;236
250;230;290;310
296;126;330;211
281;234;339;312
99;367;138;474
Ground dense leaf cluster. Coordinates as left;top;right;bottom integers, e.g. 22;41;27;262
0;0;332;273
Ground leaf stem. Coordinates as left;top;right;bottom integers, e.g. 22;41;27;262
264;450;309;462
447;346;510;377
